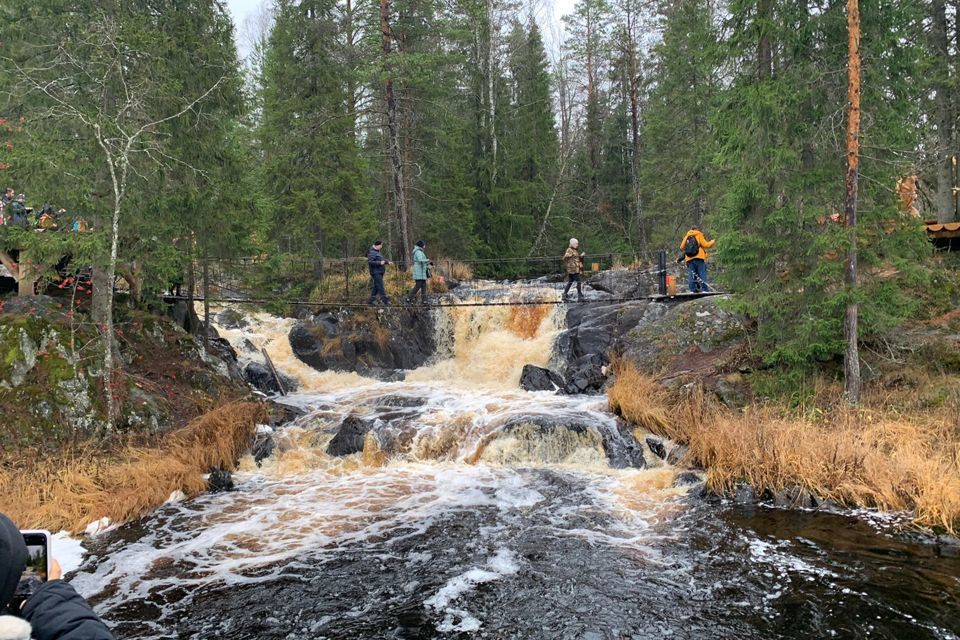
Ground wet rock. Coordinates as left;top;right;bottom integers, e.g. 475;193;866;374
244;362;285;394
167;300;200;333
556;302;650;363
602;422;646;469
251;432;275;465
290;308;438;373
326;416;375;457
645;436;667;460
207;468;234;492
585;270;655;299
666;444;688;466
356;364;406;382
562;354;608;395
673;471;704;487
215;308;247;330
733;484;755;504
266;401;305;427
310;313;341;339
377;395;427;408
519;364;565;392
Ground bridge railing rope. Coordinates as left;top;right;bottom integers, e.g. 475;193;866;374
182;249;698;308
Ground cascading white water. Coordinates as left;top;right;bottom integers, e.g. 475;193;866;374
70;301;960;640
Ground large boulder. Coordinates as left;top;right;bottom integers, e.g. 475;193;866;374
620;295;747;377
585;270;654;299
519;364;565;392
244;361;298;395
326;416;375;456
555;301;649;363
476;416;645;469
290;307;439;374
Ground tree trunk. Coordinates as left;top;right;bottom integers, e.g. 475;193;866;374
485;0;497;183
16;251;35;297
381;0;411;268
757;0;773;79
625;14;646;254
843;0;862;404
932;0;955;222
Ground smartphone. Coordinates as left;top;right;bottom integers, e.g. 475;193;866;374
14;530;51;604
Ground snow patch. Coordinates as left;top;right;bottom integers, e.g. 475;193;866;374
52;531;86;574
84;517;112;537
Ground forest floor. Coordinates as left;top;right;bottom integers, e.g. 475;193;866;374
609;311;960;534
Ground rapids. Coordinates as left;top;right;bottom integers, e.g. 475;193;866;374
70;303;960;639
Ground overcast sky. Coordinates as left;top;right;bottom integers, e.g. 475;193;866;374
223;0;578;60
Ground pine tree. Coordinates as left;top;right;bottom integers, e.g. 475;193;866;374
639;0;719;250
259;0;375;265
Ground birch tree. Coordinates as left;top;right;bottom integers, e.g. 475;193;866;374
4;16;229;430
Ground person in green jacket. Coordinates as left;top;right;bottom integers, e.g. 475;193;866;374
406;240;433;304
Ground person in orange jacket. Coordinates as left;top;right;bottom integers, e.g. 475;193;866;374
680;225;715;293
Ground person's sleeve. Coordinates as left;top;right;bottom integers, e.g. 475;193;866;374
367;251;377;266
21;581;114;640
679;234;687;250
702;233;716;248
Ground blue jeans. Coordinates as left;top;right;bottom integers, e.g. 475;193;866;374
687;259;710;293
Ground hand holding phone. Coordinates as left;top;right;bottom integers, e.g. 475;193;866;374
14;530;51;608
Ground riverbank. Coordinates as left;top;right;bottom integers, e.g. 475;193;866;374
609;360;960;534
0;400;264;532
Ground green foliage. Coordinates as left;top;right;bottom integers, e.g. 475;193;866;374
712;0;930;365
258;0;375;263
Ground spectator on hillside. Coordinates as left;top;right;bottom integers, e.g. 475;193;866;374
0;188;13;208
561;238;585;303
9;195;28;227
71;215;88;233
679;225;716;293
0;512;115;639
367;240;391;305
37;205;58;231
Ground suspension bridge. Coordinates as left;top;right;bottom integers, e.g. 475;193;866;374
166;250;722;310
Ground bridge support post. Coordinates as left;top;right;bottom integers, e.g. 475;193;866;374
657;250;667;296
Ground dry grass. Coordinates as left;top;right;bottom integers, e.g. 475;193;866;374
0;401;265;533
435;258;474;281
609;360;960;533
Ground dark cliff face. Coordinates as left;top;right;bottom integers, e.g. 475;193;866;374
289;307;440;377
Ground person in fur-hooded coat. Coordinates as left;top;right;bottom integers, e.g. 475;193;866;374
0;513;114;640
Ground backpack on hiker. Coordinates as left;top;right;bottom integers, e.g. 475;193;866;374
683;234;700;258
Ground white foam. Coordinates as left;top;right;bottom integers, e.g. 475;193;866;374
424;547;521;632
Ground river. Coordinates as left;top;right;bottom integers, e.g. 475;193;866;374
69;304;960;639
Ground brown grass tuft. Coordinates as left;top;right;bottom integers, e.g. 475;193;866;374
609;360;960;533
0;401;265;533
435;258;474;281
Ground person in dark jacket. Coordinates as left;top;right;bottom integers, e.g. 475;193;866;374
0;513;114;640
8;196;28;228
367;240;391;305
